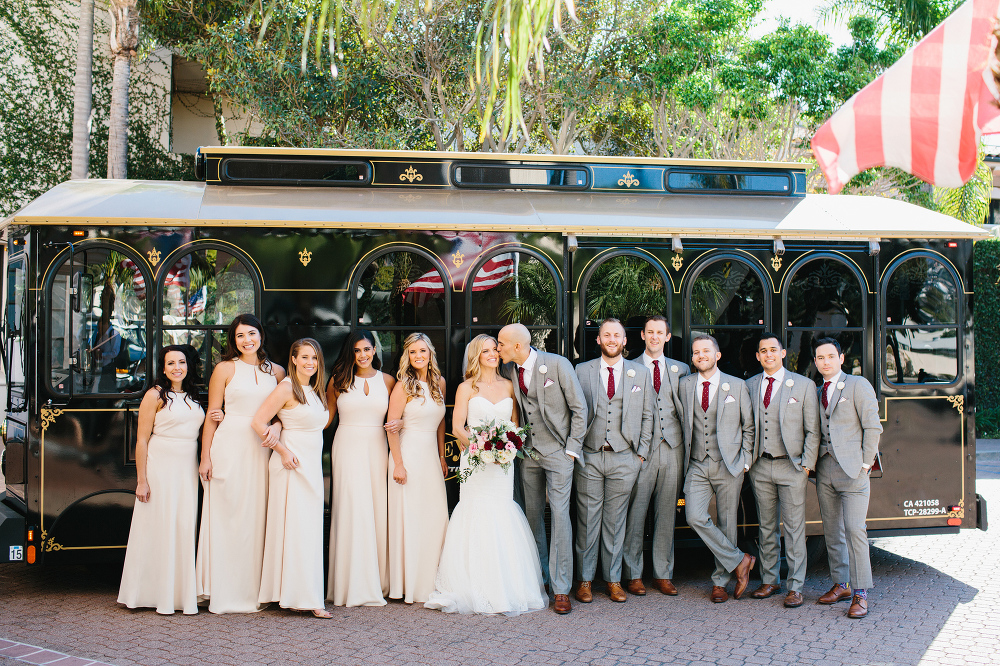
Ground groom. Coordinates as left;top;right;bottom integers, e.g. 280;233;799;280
498;324;588;615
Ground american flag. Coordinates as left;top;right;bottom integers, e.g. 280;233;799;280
188;285;207;316
121;259;145;299
812;0;1000;193
405;254;515;295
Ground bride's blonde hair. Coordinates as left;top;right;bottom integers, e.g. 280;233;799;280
397;332;444;405
465;334;498;393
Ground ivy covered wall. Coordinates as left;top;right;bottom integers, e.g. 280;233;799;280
974;238;1000;437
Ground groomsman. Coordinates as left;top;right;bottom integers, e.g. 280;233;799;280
623;315;689;597
574;318;654;603
746;333;820;608
497;324;588;615
679;334;755;603
813;338;882;619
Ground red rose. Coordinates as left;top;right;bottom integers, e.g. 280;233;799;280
506;432;523;449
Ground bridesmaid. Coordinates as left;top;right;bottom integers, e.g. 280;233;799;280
253;338;333;618
387;332;449;604
326;330;396;607
196;314;285;613
118;345;205;614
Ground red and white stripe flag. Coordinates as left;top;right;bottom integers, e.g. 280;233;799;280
812;0;1000;194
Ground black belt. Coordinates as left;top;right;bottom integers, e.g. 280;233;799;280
760;452;788;460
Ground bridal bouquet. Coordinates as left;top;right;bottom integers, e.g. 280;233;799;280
458;418;536;483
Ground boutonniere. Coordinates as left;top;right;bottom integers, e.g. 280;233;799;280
626;368;636;378
785;379;794;388
721;382;730;392
836;381;845;390
538;365;547;375
670;365;679;373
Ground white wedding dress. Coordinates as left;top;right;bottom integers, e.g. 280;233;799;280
424;396;548;616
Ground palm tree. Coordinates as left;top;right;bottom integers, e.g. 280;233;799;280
822;0;961;44
107;0;140;178
71;0;94;180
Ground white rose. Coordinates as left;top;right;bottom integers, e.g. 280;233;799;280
721;383;730;392
482;450;495;463
837;381;845;390
498;450;516;465
626;368;636;378
670;365;679;373
538;365;548;374
785;379;794;387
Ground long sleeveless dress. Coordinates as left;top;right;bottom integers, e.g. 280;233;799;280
327;374;390;606
424;396;547;615
118;392;205;615
196;359;277;613
259;380;329;611
387;380;448;604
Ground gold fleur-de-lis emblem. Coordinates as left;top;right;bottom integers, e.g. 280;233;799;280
452;251;464;268
771;255;782;271
147;248;161;266
615;197;637;205
400;166;423;183
671;254;683;271
618;171;640;188
299;249;312;267
398;194;422;203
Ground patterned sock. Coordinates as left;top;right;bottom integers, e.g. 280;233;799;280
855;589;867;599
837;582;850;590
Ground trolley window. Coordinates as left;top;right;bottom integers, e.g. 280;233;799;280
581;253;670;360
160;246;258;384
688;256;767;379
48;247;148;395
784;258;865;383
883;255;959;384
468;251;560;354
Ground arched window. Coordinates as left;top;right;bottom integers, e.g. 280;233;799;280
580;253;670;360
883;254;960;384
687;256;768;379
159;244;259;384
47;243;150;396
468;250;560;353
353;248;450;374
784;257;865;383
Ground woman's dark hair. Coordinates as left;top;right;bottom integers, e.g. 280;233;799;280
329;329;382;393
221;313;272;374
155;345;200;407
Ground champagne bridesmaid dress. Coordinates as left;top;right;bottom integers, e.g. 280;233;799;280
118;393;205;614
196;359;277;613
259;379;329;611
387;381;449;603
327;374;390;606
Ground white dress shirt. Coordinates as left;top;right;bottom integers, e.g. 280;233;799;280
760;366;786;406
697;368;721;406
517;348;538;390
600;357;624;396
641;351;666;382
822;371;843;407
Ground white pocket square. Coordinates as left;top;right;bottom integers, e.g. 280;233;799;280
630;386;641;393
838;396;848;403
543;378;555;388
724;395;736;404
787;397;798;404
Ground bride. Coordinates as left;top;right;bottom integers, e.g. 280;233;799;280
424;334;548;616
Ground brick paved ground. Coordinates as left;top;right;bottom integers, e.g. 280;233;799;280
1;478;997;666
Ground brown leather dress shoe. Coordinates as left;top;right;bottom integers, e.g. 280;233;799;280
750;584;780;599
847;595;868;618
626;578;646;595
710;585;728;603
732;553;756;599
653;579;678;596
553;594;572;614
817;584;853;605
784;591;804;608
575;581;593;603
607;582;627;602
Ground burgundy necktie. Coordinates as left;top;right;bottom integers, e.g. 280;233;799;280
607;367;616;399
763;376;775;409
518;366;528;395
701;381;710;411
822;381;831;409
652;360;661;393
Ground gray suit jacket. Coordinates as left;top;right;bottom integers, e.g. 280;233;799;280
820;374;882;479
576;358;655;460
506;350;588;458
646;355;689;445
679;371;754;477
747;369;821;471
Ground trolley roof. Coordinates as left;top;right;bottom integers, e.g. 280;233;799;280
4;178;987;240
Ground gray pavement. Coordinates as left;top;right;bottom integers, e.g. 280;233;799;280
1;470;998;665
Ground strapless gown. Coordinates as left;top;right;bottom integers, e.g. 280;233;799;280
424;396;547;615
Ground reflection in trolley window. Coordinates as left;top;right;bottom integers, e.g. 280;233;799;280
883;255;960;385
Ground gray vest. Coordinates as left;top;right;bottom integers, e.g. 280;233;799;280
760;379;788;457
520;369;560;454
585;371;628;452
652;362;682;449
691;387;722;462
818;399;838;462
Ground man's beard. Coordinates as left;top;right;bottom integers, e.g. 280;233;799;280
601;343;623;358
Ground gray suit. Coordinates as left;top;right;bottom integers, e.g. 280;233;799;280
747;369;820;592
816;373;882;590
508;349;587;596
679;371;754;586
575;358;654;583
624;356;689;581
